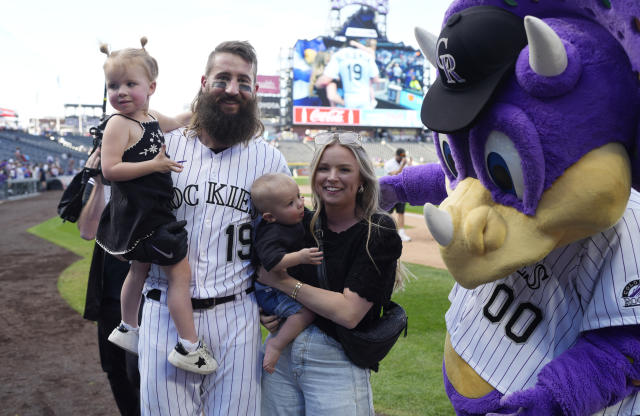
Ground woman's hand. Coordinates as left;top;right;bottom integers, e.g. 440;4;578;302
84;148;103;184
85;147;101;169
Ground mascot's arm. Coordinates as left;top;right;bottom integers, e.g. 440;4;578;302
494;325;640;416
378;163;448;210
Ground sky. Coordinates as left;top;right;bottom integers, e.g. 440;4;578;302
1;0;452;123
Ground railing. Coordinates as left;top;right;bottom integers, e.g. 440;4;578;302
0;178;40;200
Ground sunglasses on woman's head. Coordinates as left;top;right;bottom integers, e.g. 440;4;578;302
314;131;362;147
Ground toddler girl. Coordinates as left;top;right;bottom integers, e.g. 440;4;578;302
95;37;216;375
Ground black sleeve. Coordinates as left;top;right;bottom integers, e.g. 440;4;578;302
344;214;402;304
253;223;288;271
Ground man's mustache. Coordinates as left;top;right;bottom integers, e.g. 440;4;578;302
216;94;242;104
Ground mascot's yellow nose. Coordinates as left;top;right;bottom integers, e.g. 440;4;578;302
425;177;509;254
463;205;507;255
424;202;507;255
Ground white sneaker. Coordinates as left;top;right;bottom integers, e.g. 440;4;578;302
398;229;412;242
168;340;218;375
108;324;139;355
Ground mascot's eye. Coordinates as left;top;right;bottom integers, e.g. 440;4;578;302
484;131;524;199
486;153;516;195
440;136;458;178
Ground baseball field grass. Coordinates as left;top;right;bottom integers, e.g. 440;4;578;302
29;216;456;416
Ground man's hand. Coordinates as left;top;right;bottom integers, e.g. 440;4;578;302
129;220;188;264
154;220;188;254
298;247;323;265
259;309;282;334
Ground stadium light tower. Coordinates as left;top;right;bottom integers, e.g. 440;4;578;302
330;8;341;35
63;104;103;135
375;12;387;39
279;47;294;128
329;0;388;39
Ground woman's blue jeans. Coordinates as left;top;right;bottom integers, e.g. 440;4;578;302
261;324;374;415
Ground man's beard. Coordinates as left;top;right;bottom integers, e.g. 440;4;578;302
196;92;261;147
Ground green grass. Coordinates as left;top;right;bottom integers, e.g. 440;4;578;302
405;204;425;215
28;217;95;314
293;176;310;186
372;264;455;415
28;216;455;415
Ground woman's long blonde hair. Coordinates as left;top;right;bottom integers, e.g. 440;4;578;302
309;137;407;292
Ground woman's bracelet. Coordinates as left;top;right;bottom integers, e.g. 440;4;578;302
290;281;304;300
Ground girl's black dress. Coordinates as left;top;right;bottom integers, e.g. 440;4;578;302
96;114;175;257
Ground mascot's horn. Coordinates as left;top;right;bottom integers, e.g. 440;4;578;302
424;203;453;246
414;26;438;68
524;15;568;77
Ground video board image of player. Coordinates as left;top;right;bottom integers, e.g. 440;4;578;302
291;36;425;111
315;39;380;109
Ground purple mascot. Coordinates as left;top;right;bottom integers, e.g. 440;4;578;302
381;0;640;414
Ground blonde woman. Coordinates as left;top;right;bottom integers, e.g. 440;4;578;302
259;131;403;415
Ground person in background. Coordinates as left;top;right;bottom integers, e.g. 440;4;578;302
37;163;47;191
384;148;411;241
78;148;140;416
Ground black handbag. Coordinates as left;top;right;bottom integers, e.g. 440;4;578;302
56;116;109;222
57;167;100;222
314;218;408;372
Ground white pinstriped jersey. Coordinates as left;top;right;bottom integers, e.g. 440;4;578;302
446;189;640;415
144;129;290;298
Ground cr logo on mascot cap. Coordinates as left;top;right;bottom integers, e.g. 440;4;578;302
422;6;528;133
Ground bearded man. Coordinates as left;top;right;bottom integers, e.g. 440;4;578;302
137;41;290;416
